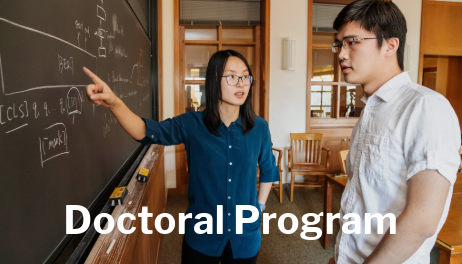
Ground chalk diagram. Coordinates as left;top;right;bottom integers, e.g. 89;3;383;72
95;5;107;58
0;2;149;167
39;123;69;168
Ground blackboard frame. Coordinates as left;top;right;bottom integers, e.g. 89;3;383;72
40;0;159;262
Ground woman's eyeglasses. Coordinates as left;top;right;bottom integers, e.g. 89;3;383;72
222;75;253;86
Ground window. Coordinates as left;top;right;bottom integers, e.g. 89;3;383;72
181;26;259;113
310;32;362;120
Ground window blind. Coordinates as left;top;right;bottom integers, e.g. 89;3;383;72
180;0;260;26
313;3;345;33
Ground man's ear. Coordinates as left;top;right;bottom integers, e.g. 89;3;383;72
384;37;400;57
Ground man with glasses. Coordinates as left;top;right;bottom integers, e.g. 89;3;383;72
328;1;461;263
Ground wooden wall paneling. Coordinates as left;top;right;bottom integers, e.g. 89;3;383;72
218;26;222;50
158;0;163;120
420;1;462;56
436;57;449;97
254;26;261;117
307;0;313;132
418;52;425;85
173;0;188;195
180;26;185;113
446;57;462;131
419;0;462;83
260;0;270;122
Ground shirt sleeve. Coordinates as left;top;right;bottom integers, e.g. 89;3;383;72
404;95;461;185
258;121;281;183
136;114;189;146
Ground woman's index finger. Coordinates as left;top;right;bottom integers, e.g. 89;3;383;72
83;67;103;84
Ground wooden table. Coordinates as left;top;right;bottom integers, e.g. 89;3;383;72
322;174;348;249
435;173;462;264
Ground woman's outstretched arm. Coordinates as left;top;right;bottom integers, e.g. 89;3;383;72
83;67;146;140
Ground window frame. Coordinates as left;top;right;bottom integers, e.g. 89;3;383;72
181;25;261;114
308;27;361;129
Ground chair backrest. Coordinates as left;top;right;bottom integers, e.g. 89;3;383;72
459;145;462;168
290;133;323;165
339;149;349;174
311;110;324;117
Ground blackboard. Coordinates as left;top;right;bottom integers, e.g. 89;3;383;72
0;0;152;263
127;0;150;34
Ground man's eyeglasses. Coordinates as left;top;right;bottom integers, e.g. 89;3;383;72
331;37;379;53
222;75;253;86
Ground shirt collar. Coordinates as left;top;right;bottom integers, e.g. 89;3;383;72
235;116;242;126
362;72;411;104
220;115;242;127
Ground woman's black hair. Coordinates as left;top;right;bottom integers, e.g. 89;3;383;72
203;50;255;136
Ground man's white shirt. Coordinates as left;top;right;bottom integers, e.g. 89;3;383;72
335;72;461;264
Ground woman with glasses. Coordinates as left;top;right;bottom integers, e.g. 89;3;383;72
83;50;279;264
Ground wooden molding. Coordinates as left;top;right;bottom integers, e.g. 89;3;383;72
185;80;206;85
158;0;163;120
306;0;313;132
254;25;261;117
173;0;188;196
85;145;165;264
184;40;219;45
222;41;256;46
218;26;222;50
314;0;353;4
260;0;270;122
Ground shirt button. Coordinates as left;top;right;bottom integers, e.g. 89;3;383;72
228;213;231;216
229;162;232;165
151;135;154;138
229;179;231;182
228;229;231;232
228;196;231;199
229;145;232;148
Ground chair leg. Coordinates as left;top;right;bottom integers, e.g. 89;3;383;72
279;171;283;204
290;172;295;202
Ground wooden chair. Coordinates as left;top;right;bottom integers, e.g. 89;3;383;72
311;110;324;117
459;146;462;172
288;133;331;202
257;148;284;203
339;149;349;175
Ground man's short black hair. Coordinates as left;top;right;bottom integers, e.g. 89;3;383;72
333;0;407;71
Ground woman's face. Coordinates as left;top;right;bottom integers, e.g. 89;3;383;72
220;56;251;107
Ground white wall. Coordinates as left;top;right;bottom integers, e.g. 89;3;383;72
394;0;422;83
162;0;176;189
268;0;308;183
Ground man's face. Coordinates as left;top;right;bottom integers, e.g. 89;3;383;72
335;22;384;85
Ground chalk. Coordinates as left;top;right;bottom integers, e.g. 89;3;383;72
106;239;116;254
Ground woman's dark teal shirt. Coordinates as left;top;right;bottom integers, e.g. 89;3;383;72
136;110;280;259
